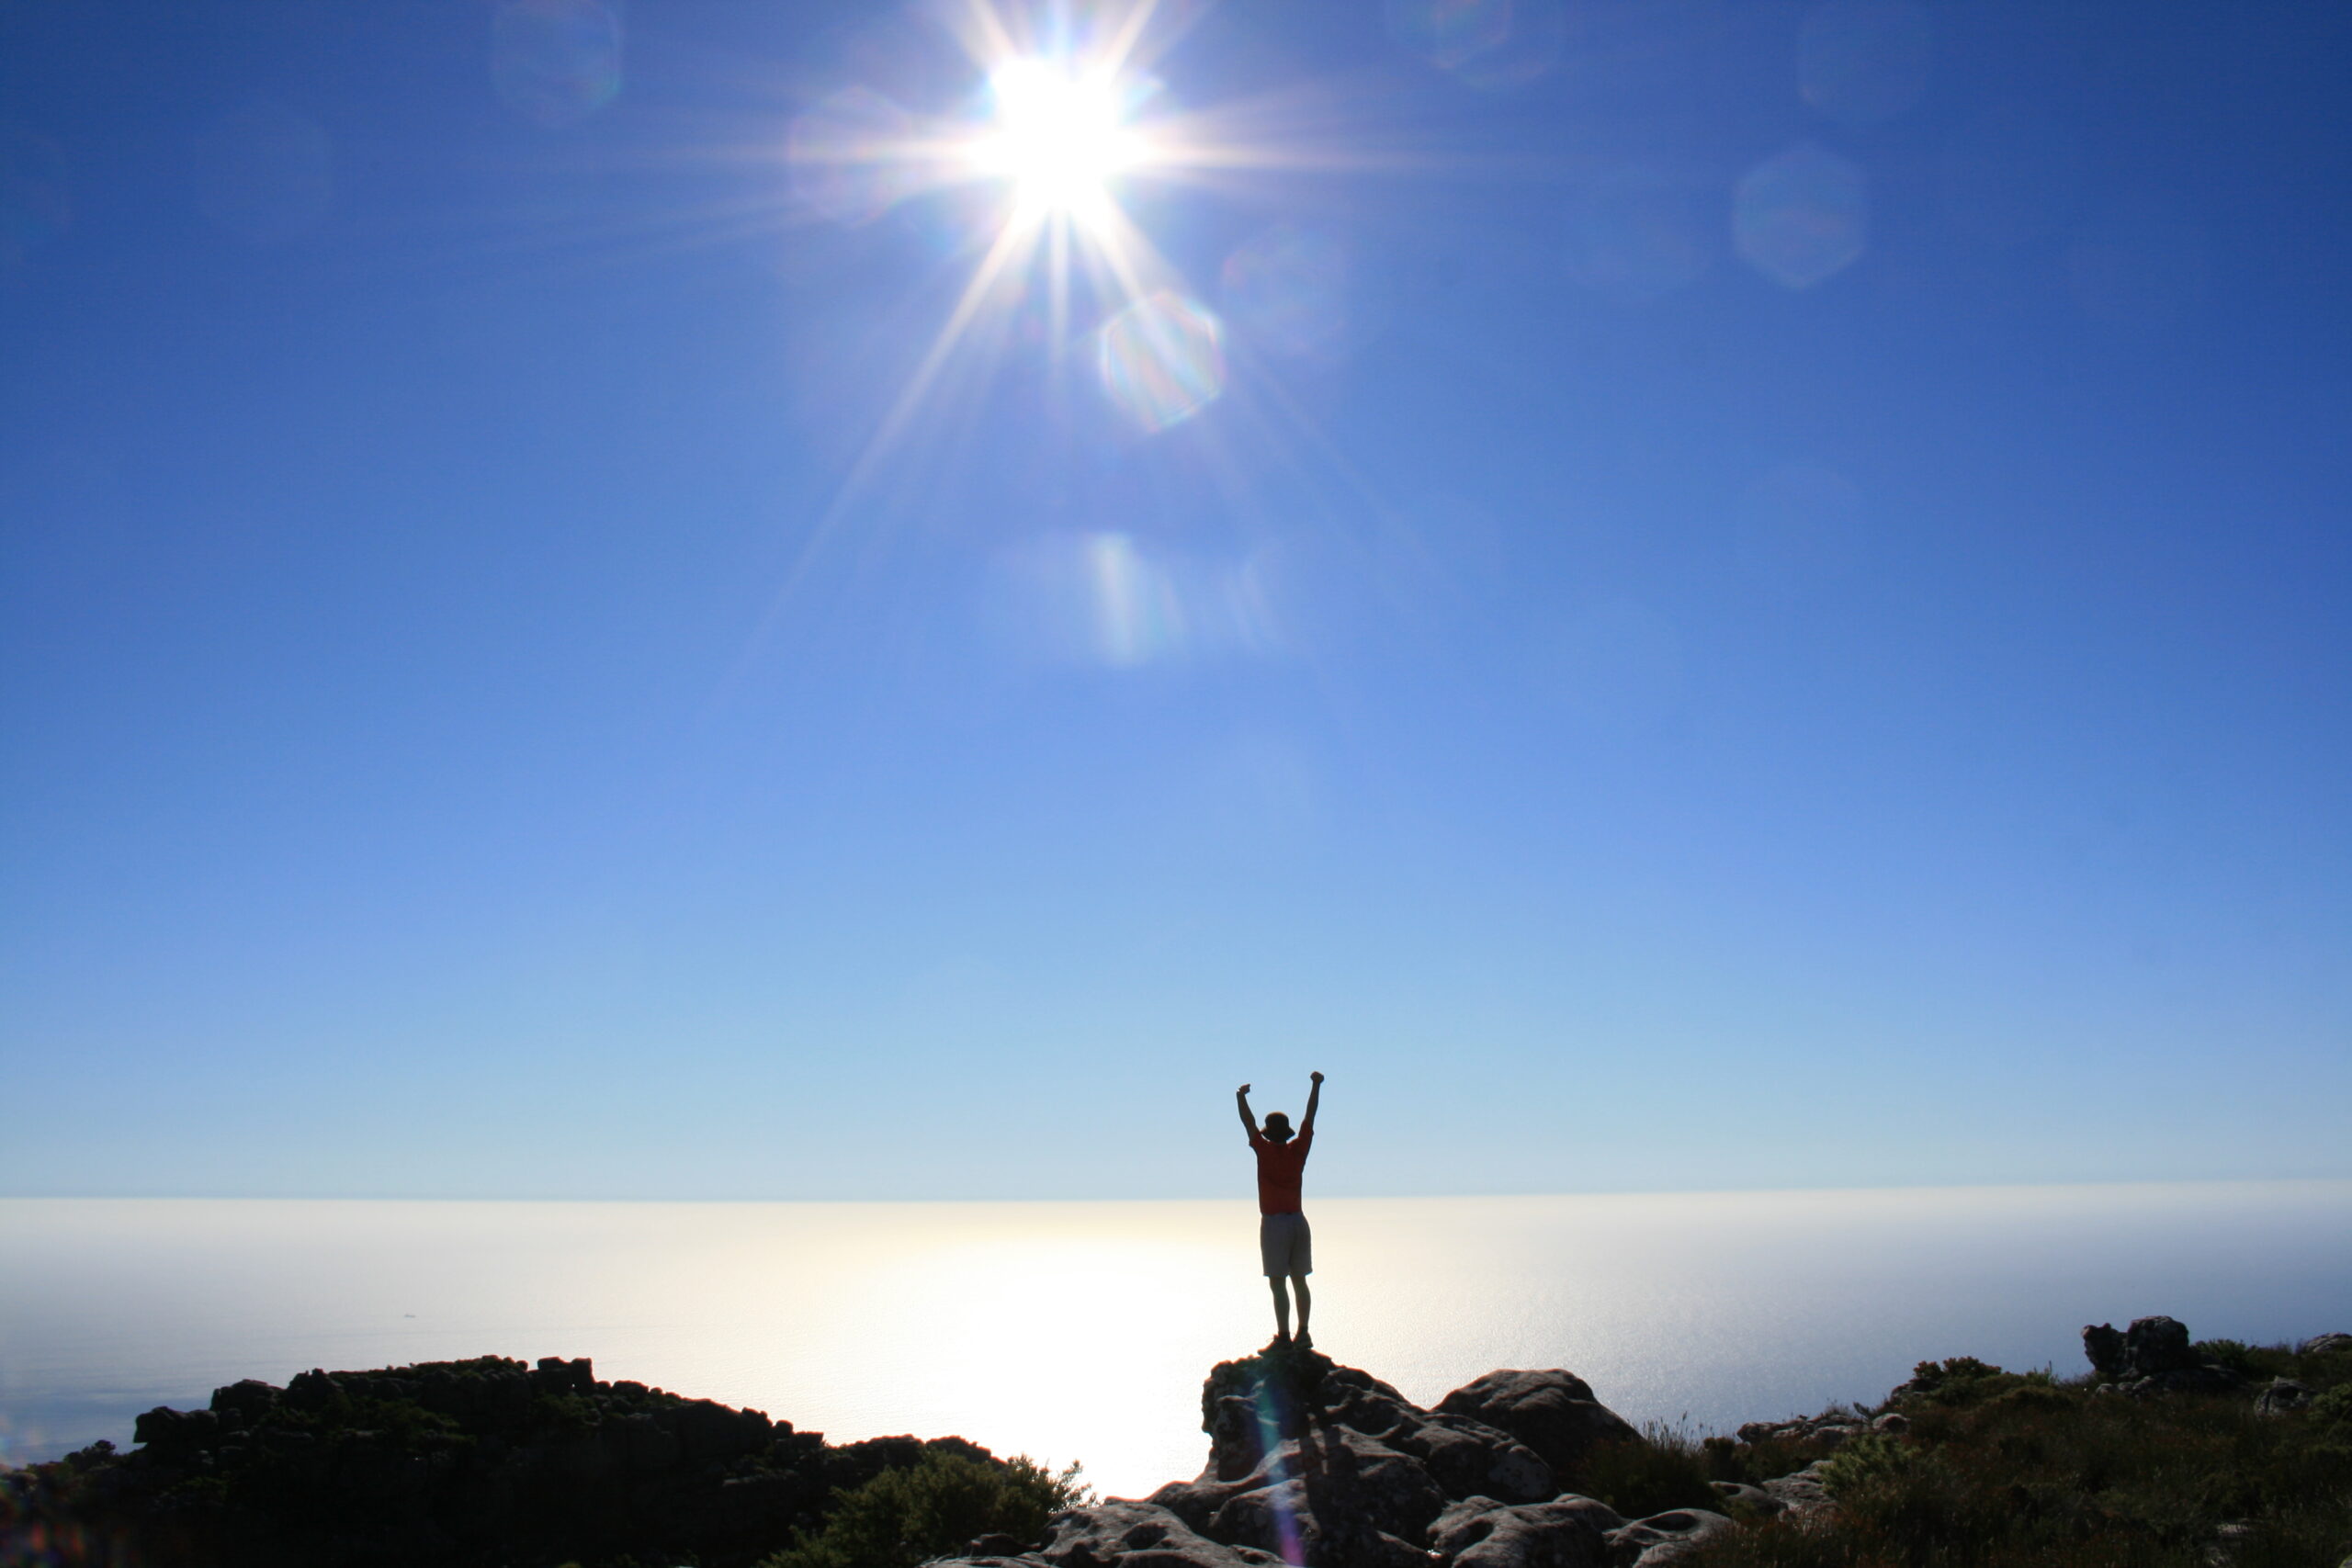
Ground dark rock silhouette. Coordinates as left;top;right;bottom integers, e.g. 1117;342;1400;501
945;1340;1722;1568
17;1314;2324;1568
1436;1370;1644;1483
2082;1315;2246;1395
1;1354;1012;1568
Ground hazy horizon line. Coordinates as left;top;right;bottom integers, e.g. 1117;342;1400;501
10;1175;2350;1207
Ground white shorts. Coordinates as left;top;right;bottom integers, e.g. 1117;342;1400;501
1260;1212;1313;1278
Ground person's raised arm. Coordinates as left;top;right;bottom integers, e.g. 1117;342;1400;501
1302;1070;1323;1134
1237;1083;1260;1139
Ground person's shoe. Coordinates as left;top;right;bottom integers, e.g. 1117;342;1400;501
1295;1331;1313;1350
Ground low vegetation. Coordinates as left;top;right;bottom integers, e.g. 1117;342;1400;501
1685;1337;2352;1568
757;1448;1089;1568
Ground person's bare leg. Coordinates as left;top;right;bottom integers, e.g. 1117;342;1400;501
1269;1277;1292;1341
1292;1276;1312;1344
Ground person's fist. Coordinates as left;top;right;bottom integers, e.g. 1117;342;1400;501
1238;1083;1251;1095
1310;1071;1325;1083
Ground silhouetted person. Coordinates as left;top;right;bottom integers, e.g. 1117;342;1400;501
1237;1072;1322;1345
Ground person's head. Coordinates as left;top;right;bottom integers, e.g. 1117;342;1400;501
1262;1111;1295;1144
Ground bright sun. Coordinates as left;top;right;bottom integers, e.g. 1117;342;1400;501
968;58;1144;219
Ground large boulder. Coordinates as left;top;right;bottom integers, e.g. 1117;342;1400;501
1159;1348;1659;1567
1394;1414;1559;1505
1437;1371;1643;1484
1033;1498;1284;1568
2255;1379;2312;1416
2121;1316;2196;1377
2082;1323;2129;1381
1315;1364;1557;1504
2300;1333;2352;1358
1604;1509;1734;1568
1430;1495;1623;1568
1154;1425;1448;1566
1758;1459;1834;1518
1201;1343;1336;1482
2085;1316;2198;1380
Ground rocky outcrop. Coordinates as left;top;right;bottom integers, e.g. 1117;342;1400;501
1604;1507;1736;1567
1758;1458;1836;1518
937;1344;1720;1568
1436;1371;1644;1486
2082;1317;2248;1396
2;1354;1009;1568
1430;1494;1623;1568
1733;1410;1871;1450
15;1319;2346;1568
2254;1379;2312;1415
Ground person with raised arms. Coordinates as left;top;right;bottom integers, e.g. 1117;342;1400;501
1236;1071;1322;1346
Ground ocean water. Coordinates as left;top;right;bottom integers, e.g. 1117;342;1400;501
4;1183;2348;1497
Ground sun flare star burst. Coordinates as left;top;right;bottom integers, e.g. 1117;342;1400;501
969;59;1145;221
765;0;1347;608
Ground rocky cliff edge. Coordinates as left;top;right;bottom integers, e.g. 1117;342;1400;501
950;1341;1731;1568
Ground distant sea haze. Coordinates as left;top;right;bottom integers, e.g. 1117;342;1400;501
4;1182;2346;1498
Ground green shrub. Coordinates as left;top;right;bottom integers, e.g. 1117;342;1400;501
1576;1427;1720;1518
1901;1356;2015;1407
1815;1433;1916;1500
759;1448;1087;1568
2311;1383;2352;1428
2193;1338;2266;1379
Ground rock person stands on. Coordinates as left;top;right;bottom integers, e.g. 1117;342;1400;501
1237;1072;1322;1345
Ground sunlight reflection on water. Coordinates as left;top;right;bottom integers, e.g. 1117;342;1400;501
4;1185;2348;1495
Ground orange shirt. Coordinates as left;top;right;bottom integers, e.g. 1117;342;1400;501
1250;1127;1313;1214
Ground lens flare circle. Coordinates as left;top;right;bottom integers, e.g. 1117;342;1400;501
1099;291;1226;430
970;58;1143;217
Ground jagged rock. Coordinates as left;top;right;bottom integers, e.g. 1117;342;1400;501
1317;1366;1557;1504
210;1380;280;1422
2123;1316;2197;1376
1759;1459;1834;1516
1154;1425;1447;1567
1430;1495;1623;1568
132;1406;219;1453
2255;1379;2312;1415
2086;1316;2198;1379
531;1355;596;1394
2084;1323;2129;1380
1202;1342;1337;1482
2300;1333;2352;1358
1705;1482;1782;1517
2083;1317;2245;1395
1870;1412;1908;1435
1035;1497;1290;1568
1604;1509;1734;1568
1396;1414;1559;1506
1734;1410;1871;1447
1153;1353;1656;1568
1436;1371;1643;1483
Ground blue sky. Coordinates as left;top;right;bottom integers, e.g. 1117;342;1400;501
3;0;2346;1200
